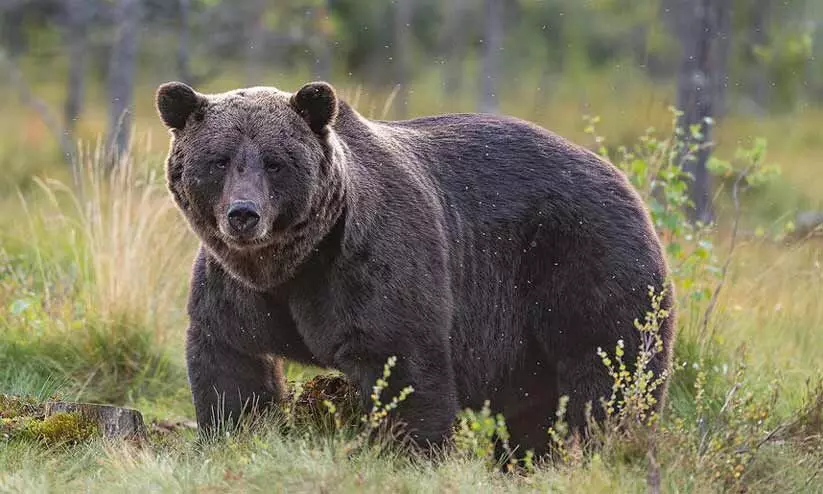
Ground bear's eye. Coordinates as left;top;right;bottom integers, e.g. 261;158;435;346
214;160;227;170
264;161;283;173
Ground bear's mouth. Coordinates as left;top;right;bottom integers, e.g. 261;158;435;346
217;229;273;249
216;220;273;250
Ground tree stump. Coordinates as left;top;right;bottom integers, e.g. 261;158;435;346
44;401;147;440
791;211;823;241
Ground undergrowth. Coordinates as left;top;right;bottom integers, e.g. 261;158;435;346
0;138;192;417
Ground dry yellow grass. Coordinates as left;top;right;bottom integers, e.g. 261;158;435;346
10;136;196;345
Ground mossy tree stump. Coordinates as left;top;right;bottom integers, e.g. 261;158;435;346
44;401;147;440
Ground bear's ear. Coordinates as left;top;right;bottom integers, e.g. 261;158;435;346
290;82;339;135
156;82;204;130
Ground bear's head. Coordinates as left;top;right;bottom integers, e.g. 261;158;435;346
156;81;347;289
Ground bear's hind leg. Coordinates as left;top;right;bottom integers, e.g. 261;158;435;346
497;347;559;460
555;353;612;436
502;392;557;460
334;344;459;451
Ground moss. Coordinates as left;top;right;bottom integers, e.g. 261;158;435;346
283;374;361;430
1;395;97;445
23;412;98;445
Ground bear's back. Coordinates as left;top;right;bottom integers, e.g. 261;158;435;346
366;112;648;234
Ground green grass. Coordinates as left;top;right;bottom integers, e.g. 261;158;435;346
0;395;820;493
1;67;822;492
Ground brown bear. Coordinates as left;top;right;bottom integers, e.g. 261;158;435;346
155;80;674;455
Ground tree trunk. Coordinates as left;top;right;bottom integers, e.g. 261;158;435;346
479;0;504;113
393;0;412;119
0;8;27;58
748;0;771;111
713;0;731;117
675;0;722;224
64;0;90;135
177;0;192;85
312;0;333;81
245;0;267;86
441;0;468;97
107;0;141;164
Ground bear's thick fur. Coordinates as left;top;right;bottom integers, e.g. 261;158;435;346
156;81;675;454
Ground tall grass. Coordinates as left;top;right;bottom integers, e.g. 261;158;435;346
1;134;194;410
17;136;195;344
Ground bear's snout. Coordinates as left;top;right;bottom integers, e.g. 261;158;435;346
227;200;261;235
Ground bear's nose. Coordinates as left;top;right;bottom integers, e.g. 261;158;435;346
227;201;260;234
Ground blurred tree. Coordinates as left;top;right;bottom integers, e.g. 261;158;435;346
808;0;823;102
440;0;470;97
176;0;193;84
755;4;813;112
713;0;731;117
674;0;729;224
107;0;141;162
0;0;36;57
393;0;412;118
1;49;78;175
63;0;92;133
480;0;504;113
311;0;334;81
245;0;268;86
747;0;772;111
0;0;818;151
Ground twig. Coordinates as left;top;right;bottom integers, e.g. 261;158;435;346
799;465;820;492
754;424;784;450
699;163;753;342
380;85;402;121
697;382;742;457
646;446;662;494
719;382;741;415
735;424;785;455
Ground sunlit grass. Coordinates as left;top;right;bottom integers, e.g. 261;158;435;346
0;135;194;416
719;239;823;401
12;137;194;342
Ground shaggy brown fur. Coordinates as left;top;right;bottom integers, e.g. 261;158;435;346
156;80;675;455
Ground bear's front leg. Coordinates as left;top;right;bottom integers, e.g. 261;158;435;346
186;323;284;433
